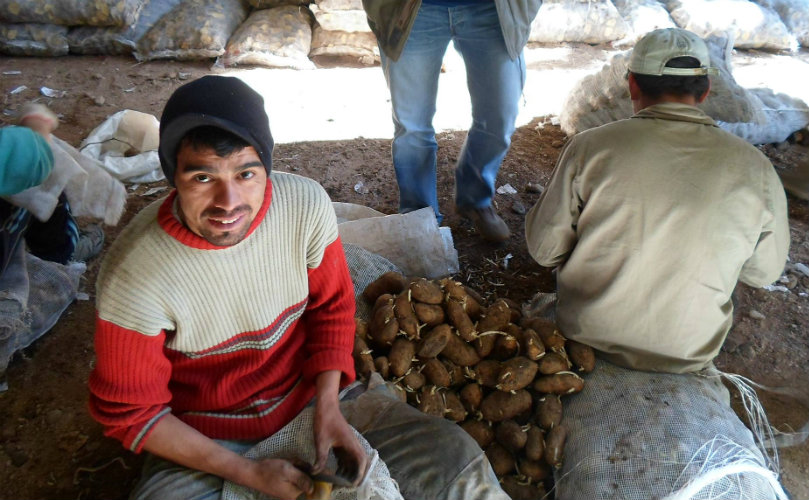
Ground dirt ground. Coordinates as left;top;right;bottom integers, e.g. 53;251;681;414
0;55;807;500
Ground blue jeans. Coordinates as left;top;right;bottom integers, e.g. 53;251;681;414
380;2;526;220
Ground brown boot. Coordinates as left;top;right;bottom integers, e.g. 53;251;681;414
457;205;511;242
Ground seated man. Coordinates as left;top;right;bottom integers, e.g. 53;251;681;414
89;75;508;500
525;28;789;498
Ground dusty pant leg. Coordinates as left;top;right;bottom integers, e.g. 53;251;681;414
342;383;509;500
129;440;255;500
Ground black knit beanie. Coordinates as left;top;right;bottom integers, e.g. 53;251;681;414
158;75;274;186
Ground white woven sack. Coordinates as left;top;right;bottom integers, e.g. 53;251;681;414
0;23;68;56
717;87;809;144
665;0;797;50
310;5;371;33
759;0;809;47
529;0;630;44
559;34;765;136
613;0;677;46
554;359;788;500
220;405;403;500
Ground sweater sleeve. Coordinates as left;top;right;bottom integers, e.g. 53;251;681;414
0;126;53;196
301;237;356;387
88;315;174;453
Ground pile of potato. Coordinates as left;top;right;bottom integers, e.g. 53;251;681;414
352;272;595;499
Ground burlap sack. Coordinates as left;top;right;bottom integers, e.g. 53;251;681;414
309;25;379;66
135;0;249;61
67;0;184;55
529;0;630;44
0;22;68;56
0;0;145;27
665;0;797;50
219;6;315;69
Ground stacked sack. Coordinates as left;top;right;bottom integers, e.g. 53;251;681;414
309;0;379;66
352;271;595;499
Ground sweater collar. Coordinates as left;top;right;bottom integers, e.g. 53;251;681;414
632;102;718;127
157;178;273;250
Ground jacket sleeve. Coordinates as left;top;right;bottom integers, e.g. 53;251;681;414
88;315;173;453
525;138;581;268
0;126;53;196
301;237;356;387
738;164;790;287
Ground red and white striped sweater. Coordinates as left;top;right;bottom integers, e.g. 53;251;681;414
89;172;356;452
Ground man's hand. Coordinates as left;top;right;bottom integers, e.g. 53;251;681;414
312;370;369;486
143;414;313;500
244;457;314;500
19;103;58;142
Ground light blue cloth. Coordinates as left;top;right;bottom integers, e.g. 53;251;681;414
0;126;53;197
378;1;525;220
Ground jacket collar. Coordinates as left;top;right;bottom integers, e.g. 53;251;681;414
632;102;718;127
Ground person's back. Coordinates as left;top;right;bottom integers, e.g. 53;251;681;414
528;103;787;372
526;28;789;373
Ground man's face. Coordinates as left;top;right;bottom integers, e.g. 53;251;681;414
174;143;267;246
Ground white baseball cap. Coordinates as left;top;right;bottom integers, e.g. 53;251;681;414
628;28;718;76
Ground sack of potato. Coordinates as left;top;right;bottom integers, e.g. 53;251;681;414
353;271;595;499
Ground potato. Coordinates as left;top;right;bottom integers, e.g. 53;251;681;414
352;335;375;380
394;291;420;340
523;317;566;351
422;358;451;388
495;420;527;453
461;419;494;448
533;372;584;395
473;332;497;358
544;425;566;469
373;293;394;312
354;317;368;341
524;425;545;462
409;278;443;305
501;298;522;323
534;394;563;430
517;458;551;482
477;299;512;333
443;391;467;422
520;328;546;361
462;285;485;315
368;303;399;348
480;389;532;422
414;303;445;327
417;385;446;417
566;339;596;373
537;351;571;375
401;370;426;392
388;338;416;377
497;356;538;392
473;359;501;388
373;356;390;379
491;331;520;360
363;271;407;303
446;299;476;342
500;476;546;500
485;442;515;476
439;277;467;300
441;331;481;366
442;359;467;387
460;383;483;413
417;324;452;358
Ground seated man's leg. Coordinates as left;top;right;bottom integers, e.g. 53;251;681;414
130;440;255;500
24;192;78;265
342;380;508;500
1;199;31;277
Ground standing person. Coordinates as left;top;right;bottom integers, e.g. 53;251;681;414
363;0;542;242
89;75;510;500
524;28;790;499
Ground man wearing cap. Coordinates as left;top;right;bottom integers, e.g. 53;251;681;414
89;75;509;500
526;27;788;373
523;28;789;498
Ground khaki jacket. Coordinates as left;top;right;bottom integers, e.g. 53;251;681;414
525;103;789;373
362;0;542;61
